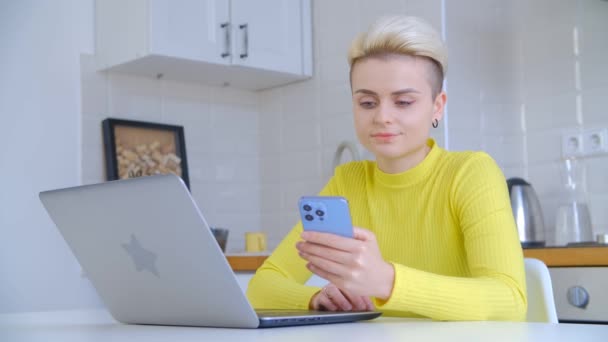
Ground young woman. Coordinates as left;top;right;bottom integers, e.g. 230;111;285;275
247;16;526;321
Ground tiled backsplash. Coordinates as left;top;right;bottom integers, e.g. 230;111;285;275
81;0;607;252
258;0;608;244
446;0;608;239
80;55;261;253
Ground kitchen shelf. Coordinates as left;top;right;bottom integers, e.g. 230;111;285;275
226;255;269;271
225;247;608;271
523;246;608;267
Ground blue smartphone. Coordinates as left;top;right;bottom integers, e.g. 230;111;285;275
298;196;354;238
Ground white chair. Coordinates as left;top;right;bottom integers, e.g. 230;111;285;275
524;258;558;323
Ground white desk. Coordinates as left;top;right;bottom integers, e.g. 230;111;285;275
1;309;607;342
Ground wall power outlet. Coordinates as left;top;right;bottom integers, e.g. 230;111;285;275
562;128;608;158
562;131;584;158
583;128;608;156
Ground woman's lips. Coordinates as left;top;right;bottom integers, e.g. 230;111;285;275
371;132;401;142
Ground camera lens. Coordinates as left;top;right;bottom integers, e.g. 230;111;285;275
305;214;314;221
303;204;312;211
316;210;324;217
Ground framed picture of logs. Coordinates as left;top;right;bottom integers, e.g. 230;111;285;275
102;118;190;189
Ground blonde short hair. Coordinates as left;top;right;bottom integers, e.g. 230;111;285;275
348;16;447;97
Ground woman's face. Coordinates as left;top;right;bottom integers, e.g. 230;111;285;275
351;55;446;171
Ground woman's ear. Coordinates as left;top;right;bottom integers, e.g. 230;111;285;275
432;91;447;122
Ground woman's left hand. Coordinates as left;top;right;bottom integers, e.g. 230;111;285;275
296;227;395;300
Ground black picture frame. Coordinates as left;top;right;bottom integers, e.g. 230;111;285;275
102;118;190;189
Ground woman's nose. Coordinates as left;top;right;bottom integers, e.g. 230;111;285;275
373;102;393;124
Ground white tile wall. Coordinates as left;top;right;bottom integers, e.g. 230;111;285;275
280;115;321;152
320;85;353;117
588;194;608;234
582;87;608;125
446;0;608;238
586;158;608;194
525;92;581;130
482;135;526;169
358;0;407;28
527;162;564;198
526;130;565;164
580;56;608;93
107;73;163;120
80;54;260;252
80;56;109;118
321;114;358;150
81;0;608;252
279;150;323;183
404;0;442;30
449;131;482;152
260;156;282;184
480;102;525;135
314;0;360;62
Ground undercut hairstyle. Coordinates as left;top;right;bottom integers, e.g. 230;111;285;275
348;16;448;98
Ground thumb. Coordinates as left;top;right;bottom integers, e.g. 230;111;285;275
353;226;374;241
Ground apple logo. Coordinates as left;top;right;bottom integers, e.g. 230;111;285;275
122;234;160;277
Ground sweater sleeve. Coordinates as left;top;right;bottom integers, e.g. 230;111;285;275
246;176;340;309
373;153;527;321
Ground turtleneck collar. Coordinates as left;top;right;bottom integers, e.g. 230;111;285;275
373;139;442;188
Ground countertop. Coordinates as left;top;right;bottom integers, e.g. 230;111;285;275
226;246;608;271
2;309;607;342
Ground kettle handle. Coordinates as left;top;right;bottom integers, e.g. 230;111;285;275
506;177;530;195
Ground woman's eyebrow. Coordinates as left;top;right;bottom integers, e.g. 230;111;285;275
392;88;420;95
353;89;377;95
353;88;420;95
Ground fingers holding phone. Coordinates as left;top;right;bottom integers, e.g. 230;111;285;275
297;196;395;301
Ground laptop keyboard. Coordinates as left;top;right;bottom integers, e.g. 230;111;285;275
256;309;354;317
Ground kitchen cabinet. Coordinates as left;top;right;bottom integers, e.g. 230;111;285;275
230;0;306;75
524;246;608;323
550;266;608;323
95;0;312;90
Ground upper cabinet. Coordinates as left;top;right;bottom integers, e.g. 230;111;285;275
230;0;304;75
148;0;230;66
95;0;312;90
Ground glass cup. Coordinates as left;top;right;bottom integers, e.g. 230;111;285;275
559;158;584;193
553;202;593;246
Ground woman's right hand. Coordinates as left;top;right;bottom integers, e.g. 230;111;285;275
309;283;375;311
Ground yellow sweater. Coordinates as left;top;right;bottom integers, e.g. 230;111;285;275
247;139;527;321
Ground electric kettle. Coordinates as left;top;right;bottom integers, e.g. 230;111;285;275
506;178;546;247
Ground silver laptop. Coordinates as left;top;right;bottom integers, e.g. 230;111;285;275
39;174;381;328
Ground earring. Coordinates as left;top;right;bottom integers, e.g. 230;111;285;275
432;119;439;128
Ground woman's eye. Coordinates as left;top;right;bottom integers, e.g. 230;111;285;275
359;101;376;108
396;100;413;106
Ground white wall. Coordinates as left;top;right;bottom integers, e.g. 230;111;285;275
80;56;261;254
0;0;103;313
260;0;608;246
445;0;608;240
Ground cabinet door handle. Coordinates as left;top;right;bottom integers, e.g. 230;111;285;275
221;22;231;58
239;23;248;59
